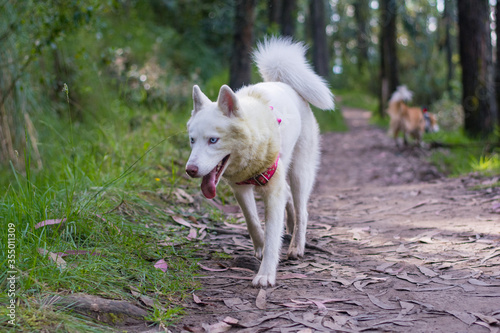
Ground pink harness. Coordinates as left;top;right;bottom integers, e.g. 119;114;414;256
235;106;280;186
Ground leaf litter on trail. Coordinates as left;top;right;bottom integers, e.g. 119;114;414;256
129;285;163;310
353;276;387;292
200;317;236;333
255;289;267;310
417;265;439;277
192;293;211;306
286;312;328;331
366;294;399;310
173;188;194;204
446;310;477;325
281;298;361;311
238;311;289;328
480;247;500;265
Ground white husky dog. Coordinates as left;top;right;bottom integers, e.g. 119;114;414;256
185;37;334;287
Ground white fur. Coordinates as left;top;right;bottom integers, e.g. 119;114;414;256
186;37;334;287
253;37;334;110
389;85;413;103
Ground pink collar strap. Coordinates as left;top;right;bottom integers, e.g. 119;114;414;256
236;156;279;186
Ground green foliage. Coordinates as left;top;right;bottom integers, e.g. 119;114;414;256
333;88;379;113
0;81;200;331
0;0;108;168
430;94;464;132
470;154;500;176
425;130;490;176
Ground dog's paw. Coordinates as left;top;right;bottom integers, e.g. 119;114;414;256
252;273;276;287
287;246;304;260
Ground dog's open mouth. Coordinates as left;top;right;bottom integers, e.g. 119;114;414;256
201;154;230;199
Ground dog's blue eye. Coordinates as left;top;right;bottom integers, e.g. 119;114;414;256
190;137;194;144
209;138;219;144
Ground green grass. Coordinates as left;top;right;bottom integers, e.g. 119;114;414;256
333;88;379;113
0;96;214;331
313;106;348;133
424;130;495;177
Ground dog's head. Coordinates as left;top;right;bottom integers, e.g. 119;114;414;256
423;108;439;133
185;85;242;199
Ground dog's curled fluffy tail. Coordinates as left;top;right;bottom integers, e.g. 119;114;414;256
253;37;334;110
389;85;413;104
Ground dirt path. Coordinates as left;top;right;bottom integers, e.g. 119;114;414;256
174;108;500;332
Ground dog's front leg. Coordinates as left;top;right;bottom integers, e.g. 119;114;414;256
252;170;287;287
233;186;265;259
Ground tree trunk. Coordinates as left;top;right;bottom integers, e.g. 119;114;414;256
353;0;370;70
379;0;399;117
280;0;297;37
443;0;454;95
268;0;282;27
229;0;256;90
457;0;497;137
309;0;330;80
496;1;500;131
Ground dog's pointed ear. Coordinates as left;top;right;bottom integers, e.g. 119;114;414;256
217;85;240;117
192;85;211;114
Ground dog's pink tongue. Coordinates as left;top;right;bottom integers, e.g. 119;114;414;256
201;169;217;199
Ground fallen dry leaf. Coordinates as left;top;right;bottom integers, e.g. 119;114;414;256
37;248;67;269
223;297;243;309
367;294;399;310
279;273;308;280
322;320;352;332
374;262;396;272
207;199;241;214
173;188;194;204
197;262;229;272
171;215;192;228
396;272;430;284
192;293;207;306
472;312;499;325
255;289;266;310
446;310;476;325
399;301;415;316
187;228;197;239
154;259;168;272
53;250;103;257
468;278;500;287
417;265;439;277
201;320;232;333
34;218;67;229
480;248;500;265
239;311;289;328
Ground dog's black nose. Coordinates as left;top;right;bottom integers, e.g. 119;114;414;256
186;165;198;178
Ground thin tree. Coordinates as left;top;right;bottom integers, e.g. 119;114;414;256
268;0;282;29
229;0;257;90
281;0;297;37
379;0;399;117
442;0;455;95
309;0;330;80
496;0;500;130
457;0;497;136
353;0;370;70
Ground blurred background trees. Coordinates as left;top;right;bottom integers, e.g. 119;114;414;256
1;0;499;170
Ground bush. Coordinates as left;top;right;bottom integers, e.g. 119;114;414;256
430;95;464;132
